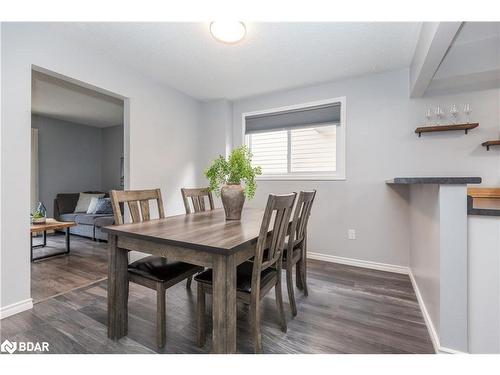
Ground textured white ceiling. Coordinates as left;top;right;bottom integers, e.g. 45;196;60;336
43;22;422;100
32;71;124;127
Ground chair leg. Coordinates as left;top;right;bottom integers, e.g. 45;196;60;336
296;262;303;290
275;276;287;332
301;245;309;297
250;298;262;353
196;283;206;347
186;276;193;289
156;284;166;348
286;268;297;317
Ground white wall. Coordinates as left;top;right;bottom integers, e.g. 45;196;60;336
408;184;441;339
230;69;499;267
1;23;201;313
198;99;233;180
468;215;500;353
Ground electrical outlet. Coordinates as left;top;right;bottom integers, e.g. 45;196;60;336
348;229;356;240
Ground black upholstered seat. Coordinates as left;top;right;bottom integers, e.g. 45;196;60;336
260;239;302;262
128;256;201;282
194;261;277;293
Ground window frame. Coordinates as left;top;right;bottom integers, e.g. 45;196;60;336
242;97;346;181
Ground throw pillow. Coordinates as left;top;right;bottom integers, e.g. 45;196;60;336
95;198;114;215
74;193;105;213
86;197;100;214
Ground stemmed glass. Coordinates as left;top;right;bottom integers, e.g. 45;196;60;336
425;108;433;126
435;106;444;125
450;104;458;124
463;104;472;124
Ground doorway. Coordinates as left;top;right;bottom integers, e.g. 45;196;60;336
30;67;128;302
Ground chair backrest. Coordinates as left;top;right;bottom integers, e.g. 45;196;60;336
181;187;215;214
287;190;316;254
110;189;165;225
252;193;297;286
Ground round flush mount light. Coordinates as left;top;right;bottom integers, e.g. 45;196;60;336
210;21;246;44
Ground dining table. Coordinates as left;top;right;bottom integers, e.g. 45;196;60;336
103;207;270;354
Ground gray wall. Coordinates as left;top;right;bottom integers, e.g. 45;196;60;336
101;124;124;192
31;115;123;217
32;115;102;216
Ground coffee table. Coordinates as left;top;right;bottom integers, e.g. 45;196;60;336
30;219;76;262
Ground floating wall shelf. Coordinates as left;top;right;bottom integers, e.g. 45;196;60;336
482;140;500;151
415;123;479;137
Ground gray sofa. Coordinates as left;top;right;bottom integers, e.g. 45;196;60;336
54;192;115;241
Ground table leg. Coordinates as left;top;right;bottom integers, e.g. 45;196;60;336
30;233;33;262
65;228;70;254
212;253;237;354
107;235;129;340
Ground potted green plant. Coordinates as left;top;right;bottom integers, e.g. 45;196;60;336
31;202;47;224
205;145;262;220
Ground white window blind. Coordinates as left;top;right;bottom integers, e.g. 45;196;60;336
247;131;288;174
290;126;336;173
244;99;345;179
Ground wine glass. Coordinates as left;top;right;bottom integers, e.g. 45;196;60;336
450;104;458;124
463;104;472;124
435;106;444;125
425;108;433;126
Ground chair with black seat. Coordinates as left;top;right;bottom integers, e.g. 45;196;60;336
195;192;297;353
283;190;316;317
180;187;215;289
110;188;203;348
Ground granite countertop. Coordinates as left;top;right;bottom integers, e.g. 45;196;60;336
386;177;482;185
468;196;500;217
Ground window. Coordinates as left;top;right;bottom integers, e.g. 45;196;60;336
243;98;345;180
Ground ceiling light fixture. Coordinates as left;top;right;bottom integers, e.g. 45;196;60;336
210;21;246;44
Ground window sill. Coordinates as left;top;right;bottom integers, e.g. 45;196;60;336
256;175;346;181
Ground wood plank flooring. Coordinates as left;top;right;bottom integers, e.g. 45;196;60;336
2;237;434;354
31;234;108;302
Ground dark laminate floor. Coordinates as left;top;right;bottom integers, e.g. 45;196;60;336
31;234;108;302
2;238;434;354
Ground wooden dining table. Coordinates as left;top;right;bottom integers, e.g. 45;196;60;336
102;207;268;354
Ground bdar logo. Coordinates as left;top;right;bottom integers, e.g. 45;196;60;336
1;339;17;354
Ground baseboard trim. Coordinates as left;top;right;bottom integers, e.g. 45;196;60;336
408;271;467;354
0;298;33;319
438;346;467;354
308;252;409;275
408;270;440;354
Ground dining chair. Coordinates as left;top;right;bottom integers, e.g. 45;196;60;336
180;187;215;288
181;187;215;214
110;188;203;348
283;190;316;316
195;193;297;353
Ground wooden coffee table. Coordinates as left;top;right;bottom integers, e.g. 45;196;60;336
30;219;76;262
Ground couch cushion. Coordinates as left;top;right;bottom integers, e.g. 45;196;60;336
74;213;112;226
56;194;80;215
74;193;105;213
93;215;115;228
58;213;79;222
95;198;113;214
86;197;100;214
